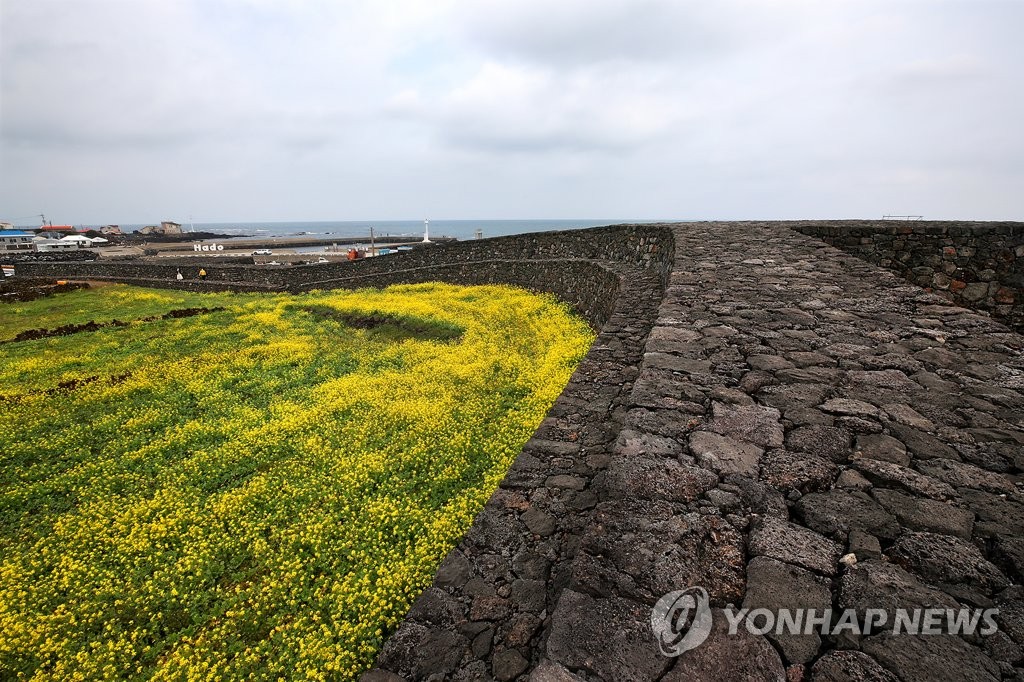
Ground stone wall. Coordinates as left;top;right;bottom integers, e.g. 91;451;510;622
790;220;1024;330
14;224;673;328
15;223;672;289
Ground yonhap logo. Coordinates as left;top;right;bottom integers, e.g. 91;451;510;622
651;584;1001;657
650;586;713;656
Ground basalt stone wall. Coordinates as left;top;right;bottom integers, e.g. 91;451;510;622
15;223;673;289
14;224;674;328
791;220;1024;331
0;250;98;263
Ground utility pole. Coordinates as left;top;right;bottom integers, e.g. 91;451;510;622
369;226;376;256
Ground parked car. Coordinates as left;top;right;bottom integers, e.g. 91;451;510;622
252;249;273;255
317;256;329;263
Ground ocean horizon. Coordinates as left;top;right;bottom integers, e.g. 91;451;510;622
56;218;680;242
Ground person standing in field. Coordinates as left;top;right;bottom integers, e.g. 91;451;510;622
176;269;184;281
199;268;207;281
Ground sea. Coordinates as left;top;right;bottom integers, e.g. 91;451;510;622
73;219;674;242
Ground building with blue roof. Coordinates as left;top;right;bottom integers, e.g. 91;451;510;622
0;230;35;252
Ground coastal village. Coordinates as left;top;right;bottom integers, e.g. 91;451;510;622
0;220;191;254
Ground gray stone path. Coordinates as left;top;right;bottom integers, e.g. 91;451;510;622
368;223;1024;681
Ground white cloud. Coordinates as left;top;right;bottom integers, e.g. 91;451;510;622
1;0;1022;222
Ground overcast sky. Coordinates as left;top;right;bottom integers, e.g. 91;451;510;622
1;0;1021;224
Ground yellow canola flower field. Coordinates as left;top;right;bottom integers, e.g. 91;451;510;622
0;283;593;680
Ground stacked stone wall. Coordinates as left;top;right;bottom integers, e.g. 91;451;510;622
13;224;673;328
791;220;1023;330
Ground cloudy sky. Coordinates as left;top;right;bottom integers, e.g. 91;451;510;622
1;0;1021;224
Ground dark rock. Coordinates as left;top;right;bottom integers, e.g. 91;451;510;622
743;557;832;664
606;455;718;503
616;428;685;457
838;560;959;622
881;403;936;431
545;474;586;490
510;579;547;614
360;669;407;682
407;587;465;627
740;369;778;394
471;596;512;621
788;351;834;368
961;489;1024;538
834;416;883;434
435;550;472;589
749;354;796;371
471;627;493;658
850;457;956;500
809;650;899;682
727;474;789;518
996;600;1024;647
465;578;497;598
820;398;882;420
492;648;529;681
689;431;764;476
708;401;785;448
704;488;742;513
848;369;920;392
644;352;712;374
512;548;552;581
574;501;745;604
748;516;843;575
871;488;974;539
376;622;465;678
502;613;541;648
982;630;1022;665
710;386;755;405
794;490;901;541
887;422;960;460
916;459;1016;495
522;506;557;537
546;590;673;680
786;425;853;463
760;384;834;412
887;531;1009;594
663;608;786;682
861;632;1000;682
855;433;909;466
834;469;872;491
625;407;698;439
995;537;1024;583
529;660;585;681
847;530;882;561
467;509;526;556
759;449;840;494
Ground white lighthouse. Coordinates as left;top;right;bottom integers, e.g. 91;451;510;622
423;218;432;243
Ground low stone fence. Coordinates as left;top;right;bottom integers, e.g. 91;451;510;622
13;223;674;328
790;220;1024;330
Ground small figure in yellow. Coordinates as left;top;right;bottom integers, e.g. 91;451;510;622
198;268;207;281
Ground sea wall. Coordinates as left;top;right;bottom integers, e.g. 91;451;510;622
791;220;1024;330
